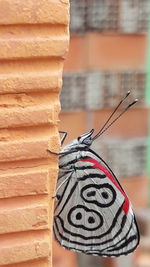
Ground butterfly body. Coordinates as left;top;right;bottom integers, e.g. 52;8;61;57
53;129;140;257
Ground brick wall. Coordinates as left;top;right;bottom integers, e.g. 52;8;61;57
0;0;69;266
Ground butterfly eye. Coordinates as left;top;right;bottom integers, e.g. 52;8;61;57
83;138;92;145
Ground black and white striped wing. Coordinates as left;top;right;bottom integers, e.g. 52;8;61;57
53;149;140;257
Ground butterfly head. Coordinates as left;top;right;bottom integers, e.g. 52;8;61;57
77;129;94;146
61;129;94;153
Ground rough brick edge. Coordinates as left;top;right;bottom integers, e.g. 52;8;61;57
0;0;70;266
0;0;69;25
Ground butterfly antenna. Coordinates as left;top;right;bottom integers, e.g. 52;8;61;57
92;92;138;140
92;91;131;141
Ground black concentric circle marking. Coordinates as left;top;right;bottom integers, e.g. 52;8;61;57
67;205;103;231
81;183;116;207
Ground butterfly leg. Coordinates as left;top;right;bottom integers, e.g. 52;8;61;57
59;131;67;145
46;131;67;155
47;149;60;155
52;194;61;200
47;149;77;156
52;170;73;200
47;149;69;156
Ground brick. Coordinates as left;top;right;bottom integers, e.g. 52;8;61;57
0;93;60;128
0;105;59;128
0;132;59;162
53;240;78;267
64;36;87;71
64;34;146;70
0;60;63;94
0;204;49;234
0;169;51;198
0;232;49;265
0;71;62;94
87;33;146;69
137;209;150;236
4;259;48;267
0;0;69;25
121;175;148;209
0;25;69;60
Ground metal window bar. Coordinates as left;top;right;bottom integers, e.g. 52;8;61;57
119;0;149;33
85;71;104;109
61;73;87;111
70;0;87;33
119;70;146;106
86;0;119;32
69;0;149;34
92;137;146;178
103;71;120;107
61;70;146;111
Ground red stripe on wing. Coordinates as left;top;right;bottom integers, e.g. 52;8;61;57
80;158;129;214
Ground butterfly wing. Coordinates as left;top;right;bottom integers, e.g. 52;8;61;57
54;148;140;257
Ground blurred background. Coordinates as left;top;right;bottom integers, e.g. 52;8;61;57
53;1;150;267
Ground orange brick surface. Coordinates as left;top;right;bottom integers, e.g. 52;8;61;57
64;33;146;71
0;0;69;266
92;108;148;138
121;176;148;209
60;107;148;141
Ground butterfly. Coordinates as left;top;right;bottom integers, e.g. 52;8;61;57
48;92;140;257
